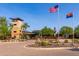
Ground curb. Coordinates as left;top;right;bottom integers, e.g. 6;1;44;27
24;46;79;50
0;42;26;43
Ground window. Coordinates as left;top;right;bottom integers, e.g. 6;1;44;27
20;30;21;32
14;24;17;26
14;36;16;38
14;31;17;33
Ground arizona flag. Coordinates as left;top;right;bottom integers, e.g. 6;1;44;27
66;12;73;18
49;5;58;13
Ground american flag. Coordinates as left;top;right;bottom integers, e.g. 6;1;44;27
49;5;58;13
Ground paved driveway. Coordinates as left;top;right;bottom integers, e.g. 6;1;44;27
0;40;79;56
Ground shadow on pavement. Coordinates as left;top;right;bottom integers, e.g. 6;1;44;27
68;48;79;51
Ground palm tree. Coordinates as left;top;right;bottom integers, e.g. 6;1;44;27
21;23;30;39
8;23;13;36
21;23;30;31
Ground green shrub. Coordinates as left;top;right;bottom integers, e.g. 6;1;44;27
64;40;68;43
35;40;51;46
41;40;49;46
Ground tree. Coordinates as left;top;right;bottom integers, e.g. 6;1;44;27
74;25;79;38
32;30;40;35
0;17;9;40
21;23;30;31
8;23;13;36
59;26;73;38
74;25;79;34
54;27;56;37
21;23;30;39
41;26;55;36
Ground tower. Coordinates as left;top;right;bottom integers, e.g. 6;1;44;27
10;18;23;39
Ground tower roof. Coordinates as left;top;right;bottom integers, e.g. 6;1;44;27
10;18;23;21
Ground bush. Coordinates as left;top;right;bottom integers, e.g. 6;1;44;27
53;40;60;43
35;39;53;46
49;40;53;43
35;39;41;45
41;40;49;46
54;40;61;47
74;39;79;43
64;40;68;43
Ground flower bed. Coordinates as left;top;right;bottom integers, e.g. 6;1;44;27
27;39;79;48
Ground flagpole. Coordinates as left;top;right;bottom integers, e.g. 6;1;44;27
49;5;59;40
57;5;59;40
72;12;74;47
72;26;74;47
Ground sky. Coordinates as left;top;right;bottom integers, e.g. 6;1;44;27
0;3;79;32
